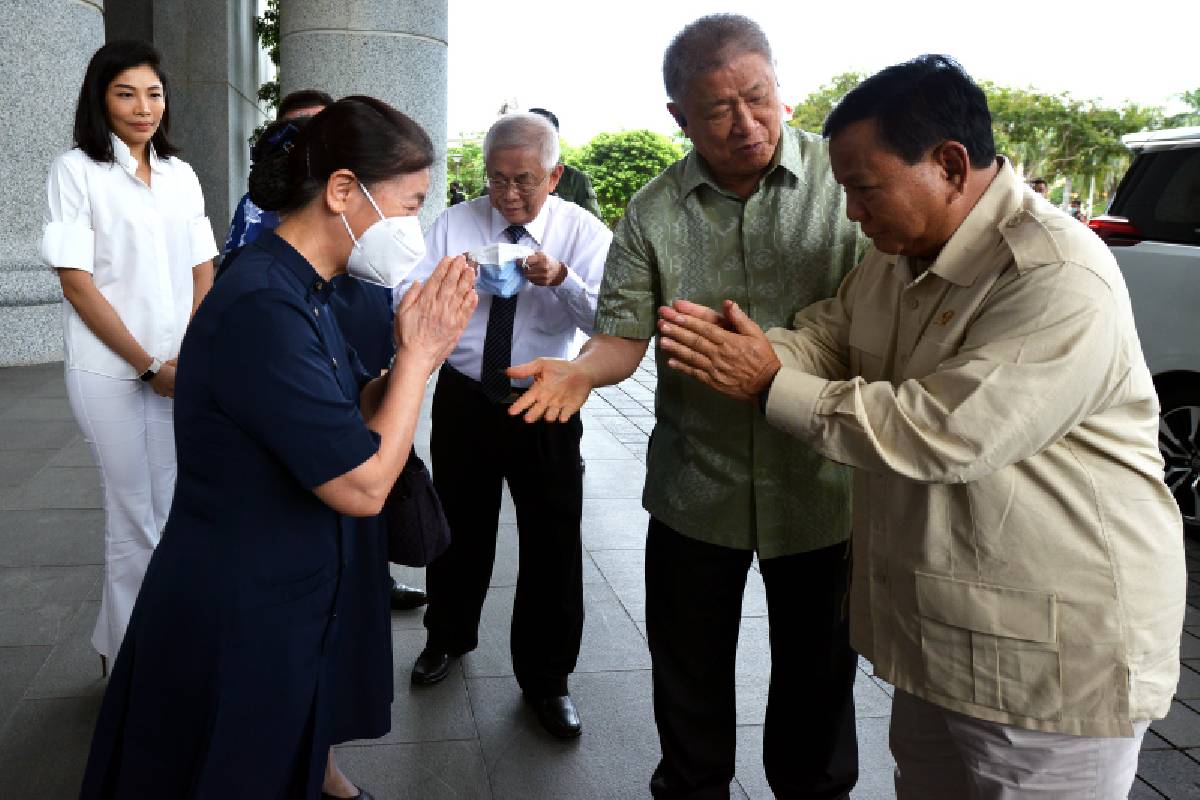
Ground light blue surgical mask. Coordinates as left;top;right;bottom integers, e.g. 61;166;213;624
471;242;533;298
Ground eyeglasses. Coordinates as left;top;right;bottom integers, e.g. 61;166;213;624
486;172;550;196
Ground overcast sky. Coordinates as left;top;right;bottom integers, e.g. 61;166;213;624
445;0;1199;145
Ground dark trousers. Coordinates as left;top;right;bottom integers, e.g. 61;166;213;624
424;366;584;698
646;519;859;800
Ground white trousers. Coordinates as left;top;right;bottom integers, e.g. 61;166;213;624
891;690;1149;800
66;368;176;658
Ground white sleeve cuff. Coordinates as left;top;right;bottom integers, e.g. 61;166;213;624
189;216;219;266
551;265;589;300
41;220;95;272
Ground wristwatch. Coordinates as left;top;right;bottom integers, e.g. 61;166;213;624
139;357;163;382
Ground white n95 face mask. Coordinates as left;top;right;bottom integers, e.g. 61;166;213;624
340;182;427;287
470;242;534;297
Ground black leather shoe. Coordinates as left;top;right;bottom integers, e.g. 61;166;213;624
411;647;451;685
389;581;427;611
528;694;582;739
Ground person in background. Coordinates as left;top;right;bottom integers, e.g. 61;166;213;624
1030;176;1048;196
42;40;217;678
508;15;863;798
1070;196;1086;221
79;95;477;800
405;112;612;740
448;180;467;206
222;89;334;258
657;54;1185;799
222;98;429;614
528;107;604;220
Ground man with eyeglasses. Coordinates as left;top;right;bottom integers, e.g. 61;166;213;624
397;112;612;740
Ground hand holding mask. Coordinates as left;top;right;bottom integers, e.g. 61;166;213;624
469;242;534;298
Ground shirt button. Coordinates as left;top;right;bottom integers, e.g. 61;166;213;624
315;280;325;291
908;298;919;309
332;357;338;369
313;307;320;317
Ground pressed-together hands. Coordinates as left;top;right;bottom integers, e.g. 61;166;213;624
394;254;478;371
657;299;781;403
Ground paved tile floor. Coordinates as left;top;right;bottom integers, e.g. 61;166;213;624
0;357;1197;798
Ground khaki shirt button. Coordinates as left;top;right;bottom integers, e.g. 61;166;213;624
908;298;919;309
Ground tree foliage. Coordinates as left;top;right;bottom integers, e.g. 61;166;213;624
1167;88;1200;127
789;72;864;133
573;130;685;227
446;140;486;200
250;0;281;143
788;71;1167;210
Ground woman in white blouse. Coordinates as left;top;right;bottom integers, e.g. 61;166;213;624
41;40;217;676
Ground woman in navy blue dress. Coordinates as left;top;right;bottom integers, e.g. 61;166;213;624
79;96;477;800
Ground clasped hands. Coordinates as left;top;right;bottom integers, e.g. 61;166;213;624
394;254;478;371
657;299;780;403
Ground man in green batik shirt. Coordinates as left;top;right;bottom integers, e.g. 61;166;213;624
509;15;865;799
529;108;603;220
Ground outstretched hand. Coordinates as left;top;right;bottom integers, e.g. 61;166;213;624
505;358;592;423
657;299;781;403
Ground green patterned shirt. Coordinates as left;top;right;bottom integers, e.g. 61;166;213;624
594;126;865;558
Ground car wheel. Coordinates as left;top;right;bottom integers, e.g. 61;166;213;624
1158;383;1200;537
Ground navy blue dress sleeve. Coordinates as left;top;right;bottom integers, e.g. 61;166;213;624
210;289;379;489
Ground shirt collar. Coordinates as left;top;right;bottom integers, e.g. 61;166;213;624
488;195;553;246
926;157;1023;288
111;133;166;175
678;125;803;200
253;230;337;302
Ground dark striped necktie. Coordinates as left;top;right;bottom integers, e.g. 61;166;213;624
479;224;528;401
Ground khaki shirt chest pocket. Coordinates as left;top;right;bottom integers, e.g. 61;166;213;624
848;322;887;382
915;572;1062;721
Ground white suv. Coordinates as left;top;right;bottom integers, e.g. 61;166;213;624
1089;126;1200;535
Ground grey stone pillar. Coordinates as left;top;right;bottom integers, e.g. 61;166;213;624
279;1;449;227
0;0;105;366
150;0;265;240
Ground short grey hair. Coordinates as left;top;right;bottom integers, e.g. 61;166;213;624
662;14;774;104
483;113;560;172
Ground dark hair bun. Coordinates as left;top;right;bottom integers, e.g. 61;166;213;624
247;149;294;211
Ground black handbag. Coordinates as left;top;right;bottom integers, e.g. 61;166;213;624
384;446;451;568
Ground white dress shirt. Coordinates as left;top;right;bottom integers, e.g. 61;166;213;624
398;195;612;386
41;135;218;379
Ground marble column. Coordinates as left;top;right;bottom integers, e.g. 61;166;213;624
0;0;105;366
279;0;449;227
150;0;265;242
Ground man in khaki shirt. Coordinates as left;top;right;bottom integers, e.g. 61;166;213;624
657;55;1186;798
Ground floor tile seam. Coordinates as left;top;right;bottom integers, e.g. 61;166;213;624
455;663;496;800
333;735;481;748
1130;778;1169;799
